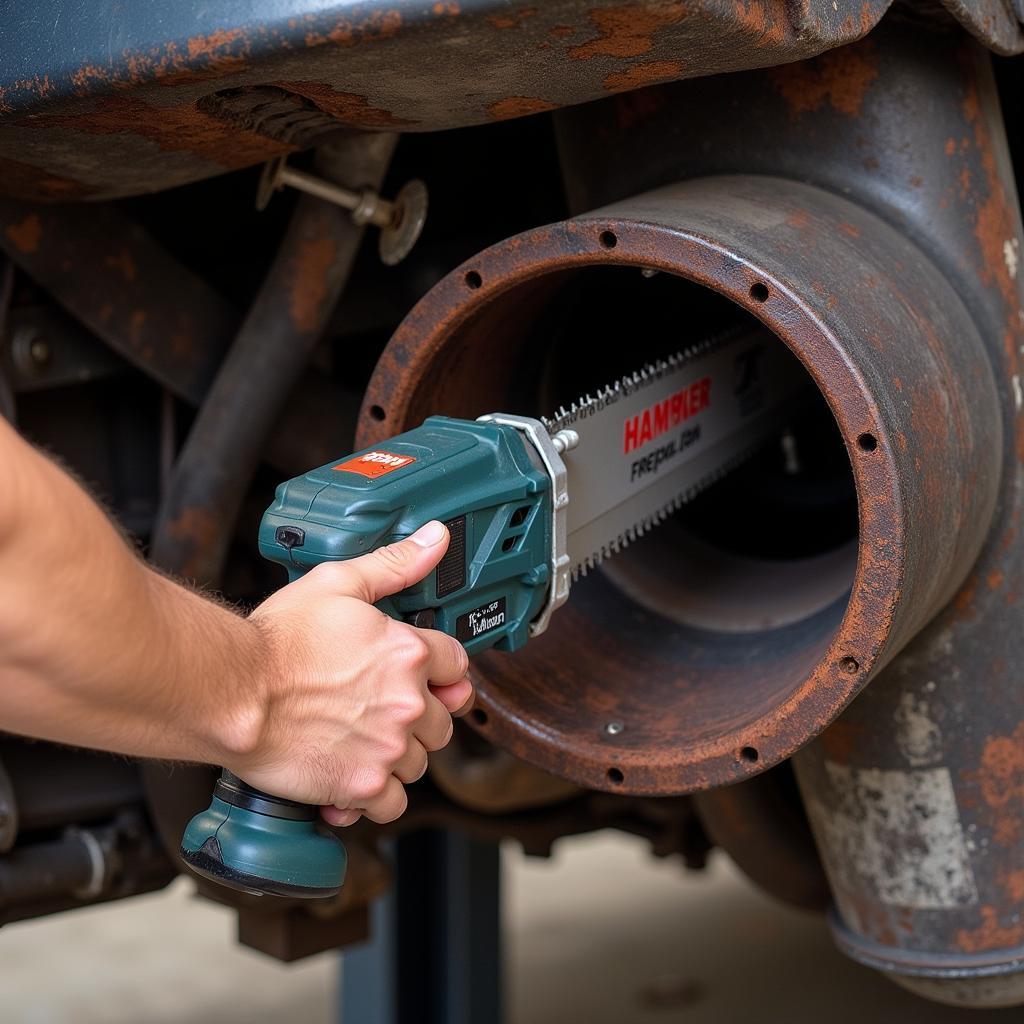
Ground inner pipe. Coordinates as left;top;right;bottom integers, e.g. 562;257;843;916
358;174;1001;796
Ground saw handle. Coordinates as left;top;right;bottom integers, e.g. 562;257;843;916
179;770;347;898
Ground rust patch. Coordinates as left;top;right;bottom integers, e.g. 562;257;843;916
487;7;537;29
186;28;247;61
305;9;403;47
961;81;1021;313
1005;868;1024;903
603;60;683;92
104;248;137;283
24;95;290;169
276;81;416;128
289;235;338;334
818;719;868;762
957;906;1024;954
731;0;791;48
549;24;575;37
769;40;879;118
568;3;686;60
976;722;1024;846
432;2;460;14
4;213;41;253
128;309;147;346
487;96;558;121
167;506;220;580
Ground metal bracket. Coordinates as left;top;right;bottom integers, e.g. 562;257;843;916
478;413;571;637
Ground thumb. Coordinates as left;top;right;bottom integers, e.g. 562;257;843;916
336;520;450;603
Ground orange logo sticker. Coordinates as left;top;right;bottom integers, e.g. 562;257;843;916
333;451;417;479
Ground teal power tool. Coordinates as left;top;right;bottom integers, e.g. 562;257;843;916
180;414;572;897
180;328;806;897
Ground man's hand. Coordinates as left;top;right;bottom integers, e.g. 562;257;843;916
0;416;473;827
230;521;473;827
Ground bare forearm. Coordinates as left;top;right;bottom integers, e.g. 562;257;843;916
0;418;264;763
0;418;473;821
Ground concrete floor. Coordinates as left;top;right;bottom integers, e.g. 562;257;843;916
0;832;1015;1023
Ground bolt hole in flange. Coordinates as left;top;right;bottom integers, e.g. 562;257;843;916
384;263;860;790
369;404;387;422
361;179;1000;794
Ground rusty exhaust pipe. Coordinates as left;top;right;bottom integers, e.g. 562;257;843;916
358;20;1024;1005
360;174;1000;795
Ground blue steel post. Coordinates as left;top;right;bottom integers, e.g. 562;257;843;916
339;830;502;1024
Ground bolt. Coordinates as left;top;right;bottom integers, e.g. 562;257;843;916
29;339;50;366
279;165;398;229
11;327;51;378
257;157;429;265
605;721;625;736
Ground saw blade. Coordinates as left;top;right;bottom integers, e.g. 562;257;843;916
544;326;810;579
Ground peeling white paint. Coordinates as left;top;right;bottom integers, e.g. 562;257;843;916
812;763;978;910
894;691;943;767
1014;375;1023;412
1005;237;1021;280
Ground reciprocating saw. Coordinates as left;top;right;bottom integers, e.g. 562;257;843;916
181;326;805;897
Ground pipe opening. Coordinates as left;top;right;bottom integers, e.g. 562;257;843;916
401;264;858;758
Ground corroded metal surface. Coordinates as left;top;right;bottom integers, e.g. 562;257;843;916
357;172;1000;795
151;132;394;587
0;201;236;402
0;199;361;478
548;21;1024;1004
0;1;1020;200
692;767;830;911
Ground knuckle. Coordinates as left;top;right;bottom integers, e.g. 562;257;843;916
380;731;409;764
350;768;389;802
393;690;427;724
391;628;430;670
408;634;433;670
308;560;346;585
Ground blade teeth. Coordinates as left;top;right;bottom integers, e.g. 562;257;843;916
543;322;753;433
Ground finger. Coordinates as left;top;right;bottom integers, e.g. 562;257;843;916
429;677;474;715
413;692;455;751
392;739;430;784
331;521;450;603
320;806;362;827
361;775;409;824
418;628;469;686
